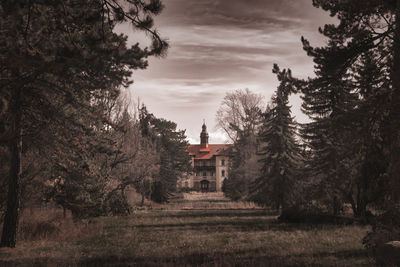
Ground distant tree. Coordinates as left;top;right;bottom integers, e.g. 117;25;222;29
222;133;261;201
0;0;167;247
139;105;192;203
109;103;159;208
249;65;302;211
216;89;264;200
216;88;264;143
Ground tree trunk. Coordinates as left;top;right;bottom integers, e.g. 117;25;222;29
333;195;341;215
0;87;22;248
349;195;357;216
388;0;400;203
141;192;145;207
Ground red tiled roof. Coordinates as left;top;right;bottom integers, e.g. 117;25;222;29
187;144;233;159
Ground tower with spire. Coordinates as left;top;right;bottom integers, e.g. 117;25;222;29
200;121;209;149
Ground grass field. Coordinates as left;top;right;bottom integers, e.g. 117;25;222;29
0;192;374;266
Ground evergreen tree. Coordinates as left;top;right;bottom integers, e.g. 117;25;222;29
222;136;253;201
300;38;359;214
300;2;400;258
0;0;167;247
344;51;390;217
308;0;400;206
139;106;192;203
250;65;302;210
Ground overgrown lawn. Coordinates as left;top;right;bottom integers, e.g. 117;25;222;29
0;194;373;266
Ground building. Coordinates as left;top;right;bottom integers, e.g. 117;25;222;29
179;123;233;192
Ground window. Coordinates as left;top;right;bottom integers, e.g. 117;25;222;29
221;159;225;166
203;171;207;177
222;170;225;177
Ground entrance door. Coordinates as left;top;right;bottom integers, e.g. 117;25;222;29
200;180;210;192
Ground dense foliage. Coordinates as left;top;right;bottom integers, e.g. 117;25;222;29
218;89;264;200
0;0;168;247
219;1;400;264
249;65;303;210
139;105;192;203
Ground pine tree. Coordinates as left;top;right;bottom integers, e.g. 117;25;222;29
308;0;400;206
250;65;302;210
300;38;359;214
139;106;192;203
0;0;167;247
344;51;391;217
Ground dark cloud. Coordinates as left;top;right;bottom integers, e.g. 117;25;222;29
162;0;331;30
126;0;337;143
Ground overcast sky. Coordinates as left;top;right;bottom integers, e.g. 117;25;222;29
120;0;337;144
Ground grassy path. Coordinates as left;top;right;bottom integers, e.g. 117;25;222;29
0;193;373;266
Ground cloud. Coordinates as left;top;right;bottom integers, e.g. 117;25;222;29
123;0;337;144
163;0;324;30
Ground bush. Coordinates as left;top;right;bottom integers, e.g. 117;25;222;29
222;176;247;201
363;205;400;265
18;220;60;241
278;205;354;225
106;191;131;216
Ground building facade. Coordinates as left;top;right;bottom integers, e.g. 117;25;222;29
179;123;232;192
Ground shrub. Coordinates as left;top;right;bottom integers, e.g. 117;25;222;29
278;205;354;225
106;191;131;216
18;220;60;241
363;205;400;265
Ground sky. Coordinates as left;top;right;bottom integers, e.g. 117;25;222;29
119;0;337;144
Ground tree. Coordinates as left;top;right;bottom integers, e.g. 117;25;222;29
216;88;264;143
0;0;167;247
216;89;264;200
109;103;159;208
298;3;400;259
222;133;261;201
344;51;390;217
139;105;192;203
249;65;302;210
300;37;359;214
308;0;400;206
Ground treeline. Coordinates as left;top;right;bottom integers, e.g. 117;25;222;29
0;0;191;248
221;0;400;259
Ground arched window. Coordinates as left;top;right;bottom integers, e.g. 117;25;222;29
222;170;225;177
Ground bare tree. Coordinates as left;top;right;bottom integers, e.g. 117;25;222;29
217;89;264;200
216;88;264;143
108;98;160;207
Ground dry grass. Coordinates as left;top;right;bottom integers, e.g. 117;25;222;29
0;193;374;266
165;192;260;210
17;206;101;242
